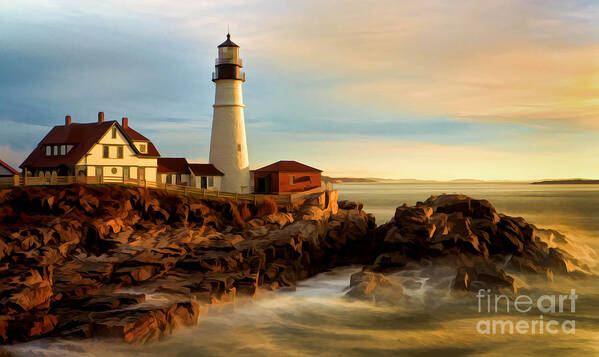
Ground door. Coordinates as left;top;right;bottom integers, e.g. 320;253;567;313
123;167;130;179
201;176;208;189
95;166;103;177
138;167;145;180
257;177;270;193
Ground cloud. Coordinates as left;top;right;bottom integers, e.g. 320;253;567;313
242;0;599;129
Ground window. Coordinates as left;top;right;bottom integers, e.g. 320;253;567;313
166;174;172;184
208;176;214;187
53;145;58;156
117;146;124;158
237;144;241;152
289;175;295;185
139;144;146;153
60;145;66;155
66;145;74;153
45;146;51;156
111;168;117;174
112;127;117;139
103;145;109;158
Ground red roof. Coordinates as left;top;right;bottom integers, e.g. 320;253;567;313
188;163;224;176
21;120;160;169
0;159;19;175
254;160;322;173
157;158;190;174
122;126;160;157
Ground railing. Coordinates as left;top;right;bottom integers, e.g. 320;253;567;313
0;175;327;206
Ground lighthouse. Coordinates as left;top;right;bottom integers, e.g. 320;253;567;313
209;33;250;193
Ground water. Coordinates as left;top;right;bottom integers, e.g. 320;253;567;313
7;183;599;356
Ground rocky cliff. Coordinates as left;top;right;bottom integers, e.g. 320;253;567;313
0;187;590;344
0;185;375;344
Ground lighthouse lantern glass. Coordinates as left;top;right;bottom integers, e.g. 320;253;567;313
219;47;238;63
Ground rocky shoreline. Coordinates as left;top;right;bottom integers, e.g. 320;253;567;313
0;185;375;344
0;185;590;344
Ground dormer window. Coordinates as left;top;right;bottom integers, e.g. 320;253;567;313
44;144;70;156
139;144;147;153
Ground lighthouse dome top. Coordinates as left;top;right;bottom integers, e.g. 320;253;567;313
218;33;239;48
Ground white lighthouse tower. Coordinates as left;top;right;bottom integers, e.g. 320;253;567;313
209;33;250;193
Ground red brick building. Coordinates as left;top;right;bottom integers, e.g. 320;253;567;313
253;160;322;193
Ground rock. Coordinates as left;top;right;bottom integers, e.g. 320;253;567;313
338;200;363;211
369;252;407;272
263;212;294;228
453;258;518;295
346;271;402;304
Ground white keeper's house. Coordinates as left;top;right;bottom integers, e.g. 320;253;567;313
21;113;160;181
20;112;224;190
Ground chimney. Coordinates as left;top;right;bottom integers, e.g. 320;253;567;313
122;117;128;129
98;112;104;123
65;115;71;126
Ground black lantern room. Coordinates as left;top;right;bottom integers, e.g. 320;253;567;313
212;33;245;82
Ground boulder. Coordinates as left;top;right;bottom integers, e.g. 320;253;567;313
338;200;363;211
346;271;402;304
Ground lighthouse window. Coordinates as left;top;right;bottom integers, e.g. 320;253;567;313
237;144;241;152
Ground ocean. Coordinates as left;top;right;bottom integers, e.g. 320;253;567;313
7;183;599;357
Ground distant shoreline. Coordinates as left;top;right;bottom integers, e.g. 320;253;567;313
531;179;599;185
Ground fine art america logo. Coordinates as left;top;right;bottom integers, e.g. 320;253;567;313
476;289;577;335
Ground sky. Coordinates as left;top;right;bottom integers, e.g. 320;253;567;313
0;0;597;180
